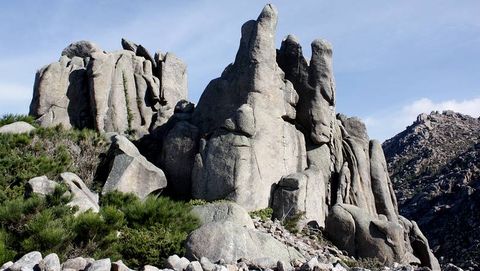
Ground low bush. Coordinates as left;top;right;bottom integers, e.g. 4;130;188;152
249;207;273;221
0;114;36;127
0;190;199;268
0;122;107;199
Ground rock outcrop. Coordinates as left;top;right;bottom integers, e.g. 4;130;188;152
26;4;440;269
383;111;480;269
189;5;437;269
25;173;99;215
191;5;307;210
30;40;187;138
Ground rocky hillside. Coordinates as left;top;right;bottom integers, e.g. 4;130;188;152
383;111;480;269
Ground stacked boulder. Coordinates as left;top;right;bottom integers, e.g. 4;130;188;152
30;39;187;137
28;4;439;270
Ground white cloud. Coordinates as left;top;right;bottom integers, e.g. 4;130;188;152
403;97;480;118
364;96;480;141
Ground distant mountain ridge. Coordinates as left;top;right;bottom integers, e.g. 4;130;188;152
383;110;480;268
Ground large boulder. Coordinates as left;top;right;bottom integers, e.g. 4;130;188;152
61;41;100;58
185;221;304;264
0;121;36;134
38;253;61;271
101;135;167;199
271;168;326;230
191;201;254;229
26;176;57;196
8;251;43;271
325;204;406;265
399;217;441;271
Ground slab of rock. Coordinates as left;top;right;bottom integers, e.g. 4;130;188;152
191;201;254;229
121;38;138;52
111;261;134;271
143;265;161;271
101;135;167;199
166;255;190;271
85;259;111;271
26;176;57;196
199;258;215;271
185;261;203;271
186;221;304;264
0;262;13;271
272;168;325;230
61;172;99;214
62;41;100;58
0;121;36;134
9;251;42;271
38;253;60;271
61;257;88;271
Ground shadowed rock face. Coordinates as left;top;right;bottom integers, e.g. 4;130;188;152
384;111;480;269
29;39;187;138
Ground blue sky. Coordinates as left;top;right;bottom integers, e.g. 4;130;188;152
0;0;479;140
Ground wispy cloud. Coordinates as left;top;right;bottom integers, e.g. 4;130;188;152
364;96;480;141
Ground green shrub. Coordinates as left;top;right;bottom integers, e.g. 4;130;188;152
0;114;36;127
0;121;198;266
0;229;15;264
120;224;188;268
0;126;107;200
249;207;273;221
283;212;305;233
343;257;384;271
187;199;207;206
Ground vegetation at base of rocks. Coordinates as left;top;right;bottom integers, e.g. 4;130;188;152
0;190;199;268
342;257;384;271
187;199;208;206
283;212;305;233
0;120;107;198
249;207;273;221
0;114;37;127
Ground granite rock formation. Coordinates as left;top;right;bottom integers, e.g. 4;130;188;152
30;39;187;138
383;111;480;269
27;4;440;269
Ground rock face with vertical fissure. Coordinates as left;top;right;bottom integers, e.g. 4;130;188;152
30;39;187;138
